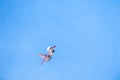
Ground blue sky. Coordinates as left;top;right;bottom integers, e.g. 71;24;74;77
0;0;120;80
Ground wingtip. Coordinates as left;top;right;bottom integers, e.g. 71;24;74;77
53;45;56;48
38;53;42;56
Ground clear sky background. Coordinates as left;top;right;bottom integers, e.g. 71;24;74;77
0;0;120;80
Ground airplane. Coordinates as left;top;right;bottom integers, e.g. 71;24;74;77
38;46;56;65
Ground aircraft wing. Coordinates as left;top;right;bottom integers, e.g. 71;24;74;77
38;54;46;58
